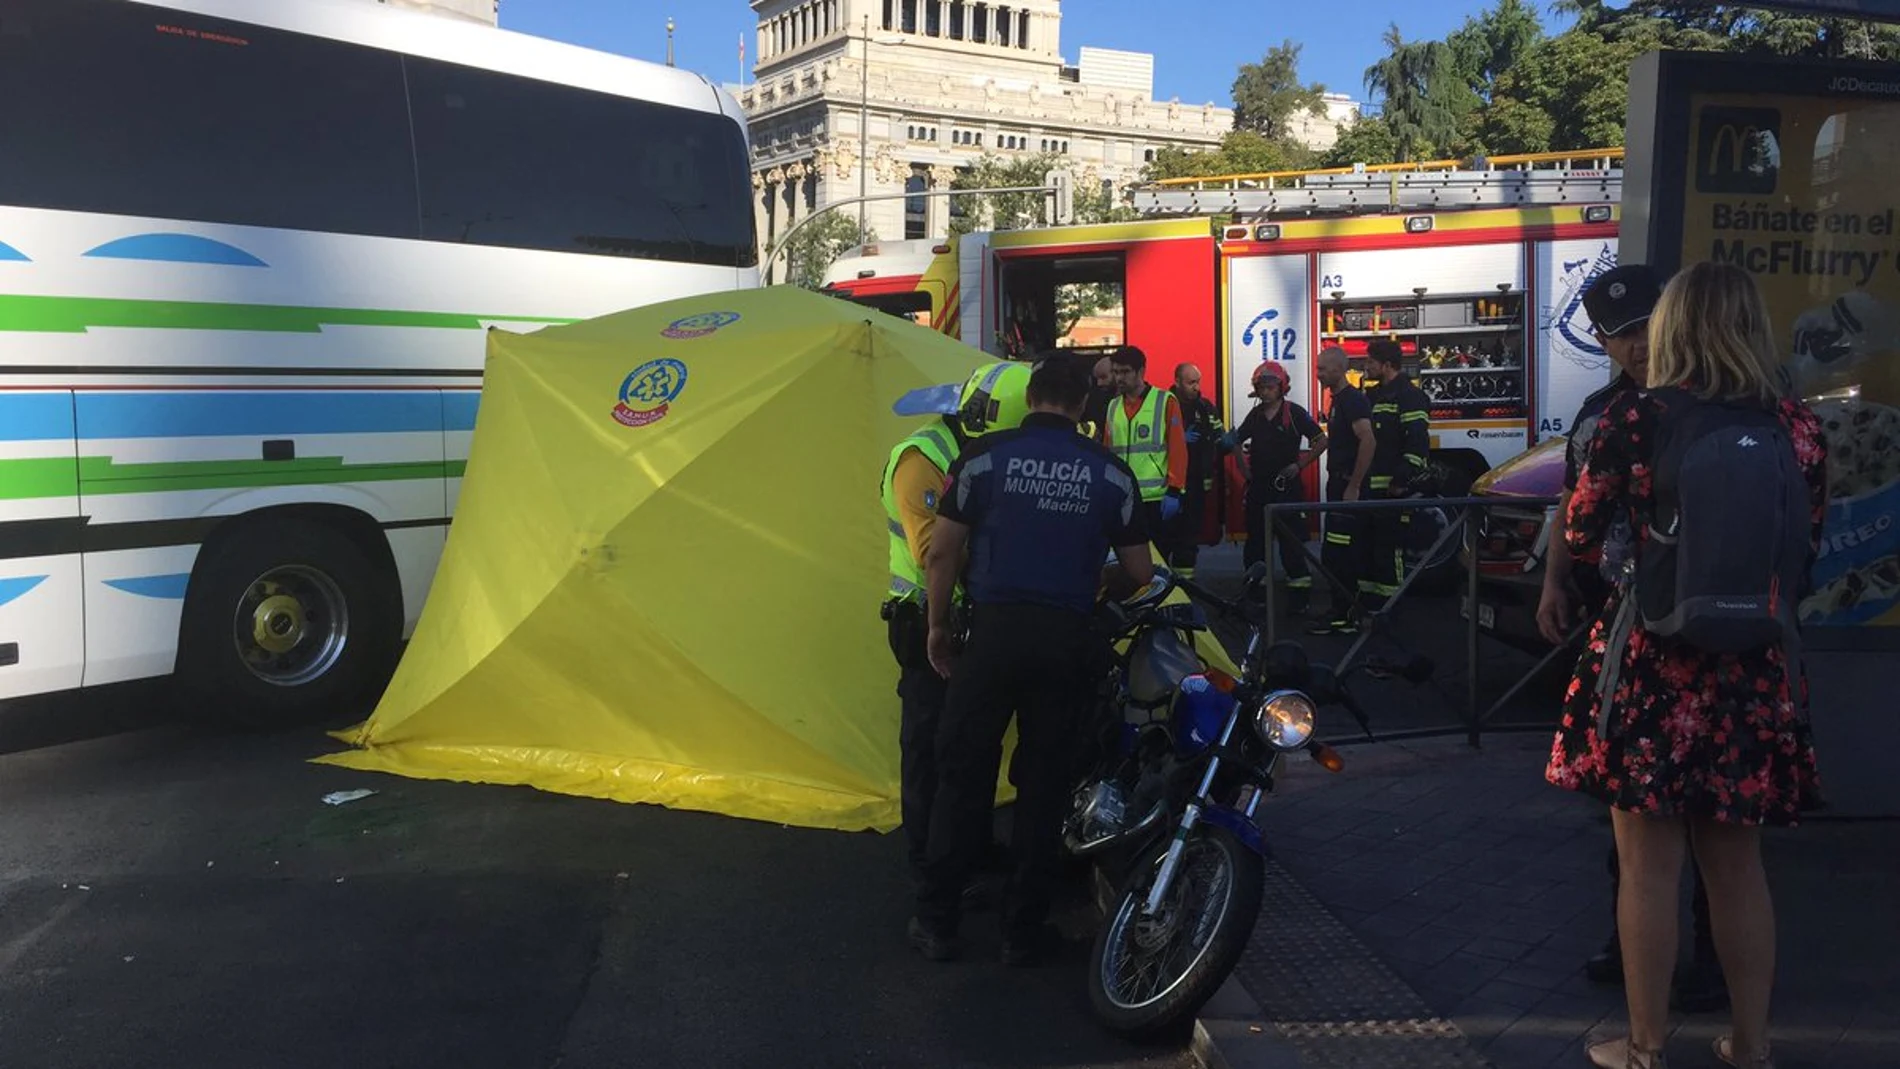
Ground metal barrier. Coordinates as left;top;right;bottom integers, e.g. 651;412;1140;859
1255;495;1565;747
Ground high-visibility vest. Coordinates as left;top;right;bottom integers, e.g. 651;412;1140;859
1106;386;1171;502
880;422;959;602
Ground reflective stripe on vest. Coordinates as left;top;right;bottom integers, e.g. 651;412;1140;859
1107;387;1171;502
880;424;959;601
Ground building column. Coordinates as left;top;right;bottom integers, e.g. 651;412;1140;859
926;164;957;238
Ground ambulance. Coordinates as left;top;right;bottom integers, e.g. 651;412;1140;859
823;149;1626;503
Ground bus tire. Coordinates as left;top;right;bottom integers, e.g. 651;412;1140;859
176;516;401;730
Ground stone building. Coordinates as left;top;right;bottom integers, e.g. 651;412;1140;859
740;0;1353;256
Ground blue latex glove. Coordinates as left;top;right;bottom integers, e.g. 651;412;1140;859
1159;494;1182;523
1185;428;1203;446
1218;431;1239;452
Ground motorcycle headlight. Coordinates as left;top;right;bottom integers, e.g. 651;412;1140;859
1253;689;1317;751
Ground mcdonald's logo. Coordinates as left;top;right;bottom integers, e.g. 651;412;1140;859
1696;106;1780;194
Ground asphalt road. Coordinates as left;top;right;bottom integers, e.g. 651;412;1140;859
0;717;1194;1069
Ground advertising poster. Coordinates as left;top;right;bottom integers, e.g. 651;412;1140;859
1626;52;1900;638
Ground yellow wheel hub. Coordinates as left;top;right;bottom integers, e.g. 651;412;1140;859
251;586;306;655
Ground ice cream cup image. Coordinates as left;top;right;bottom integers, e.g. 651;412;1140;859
1803;397;1900;626
1789;291;1900;397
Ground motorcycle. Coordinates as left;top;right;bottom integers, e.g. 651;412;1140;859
1067;562;1431;1037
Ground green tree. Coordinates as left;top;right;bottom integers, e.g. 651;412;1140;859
1142;130;1312;182
1319;114;1400;168
951;153;1136;234
1364;24;1462;160
781;212;873;290
1231;41;1327;141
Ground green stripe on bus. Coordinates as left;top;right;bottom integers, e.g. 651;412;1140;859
0;458;80;500
0;454;457;500
0;293;574;334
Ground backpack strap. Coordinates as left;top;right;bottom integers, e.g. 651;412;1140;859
1594;593;1641;738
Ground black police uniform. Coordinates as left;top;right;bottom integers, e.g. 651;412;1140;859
919;412;1147;947
1230;399;1323;607
1318;383;1373;623
1364;372;1431;610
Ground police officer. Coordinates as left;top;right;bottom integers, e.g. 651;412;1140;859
1100;346;1188;565
1171;362;1225;579
880;361;1031;894
1222;362;1327;613
1361;339;1431;615
912;357;1155;965
1309;347;1377;635
1535;265;1725;1012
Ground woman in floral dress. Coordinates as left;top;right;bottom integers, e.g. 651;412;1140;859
1545;263;1825;1069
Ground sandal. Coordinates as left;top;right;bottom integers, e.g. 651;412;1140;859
1714;1034;1774;1068
1587;1036;1666;1069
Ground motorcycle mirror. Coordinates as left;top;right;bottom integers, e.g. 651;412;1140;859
1242;562;1270;588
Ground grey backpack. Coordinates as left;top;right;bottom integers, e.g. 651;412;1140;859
1635;388;1809;654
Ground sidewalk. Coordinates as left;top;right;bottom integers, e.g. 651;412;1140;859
1198;732;1900;1069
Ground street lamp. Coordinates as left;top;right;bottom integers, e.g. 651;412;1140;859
859;16;905;245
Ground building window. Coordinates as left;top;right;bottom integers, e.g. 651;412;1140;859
925;0;941;36
997;5;1011;46
972;2;987;43
950;1;965;39
1144;148;1157;163
882;0;894;31
905;171;928;239
900;0;917;33
1018;10;1030;48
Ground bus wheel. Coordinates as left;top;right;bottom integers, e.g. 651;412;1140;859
177;516;400;730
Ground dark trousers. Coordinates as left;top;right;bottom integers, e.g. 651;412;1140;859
887;602;950;886
1141;499;1190;574
917;603;1093;938
1318;477;1364;620
1245;486;1311;601
1361;493;1410;611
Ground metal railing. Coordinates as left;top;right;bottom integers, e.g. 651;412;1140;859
1256;495;1567;747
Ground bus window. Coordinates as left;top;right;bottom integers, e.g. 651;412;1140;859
406;58;757;268
0;0;418;240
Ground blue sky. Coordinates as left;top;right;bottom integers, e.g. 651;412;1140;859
500;0;1578;108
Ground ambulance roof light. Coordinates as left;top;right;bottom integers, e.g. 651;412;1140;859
1254;224;1281;241
1405;215;1434;233
1583;205;1613;223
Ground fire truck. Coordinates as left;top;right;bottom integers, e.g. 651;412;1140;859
824;150;1624;490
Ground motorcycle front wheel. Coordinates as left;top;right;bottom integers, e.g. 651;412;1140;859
1086;827;1265;1038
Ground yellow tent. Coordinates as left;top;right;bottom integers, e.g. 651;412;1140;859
319;287;988;831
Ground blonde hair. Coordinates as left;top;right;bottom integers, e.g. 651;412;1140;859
1646;262;1781;404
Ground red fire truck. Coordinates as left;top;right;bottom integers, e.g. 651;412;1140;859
824;149;1626;509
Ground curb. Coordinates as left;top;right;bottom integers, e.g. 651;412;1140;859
1192;977;1304;1069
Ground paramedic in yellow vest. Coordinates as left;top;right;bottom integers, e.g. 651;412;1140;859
881;361;1032;891
1100;346;1189;566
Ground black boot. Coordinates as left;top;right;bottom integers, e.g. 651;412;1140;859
1585;931;1623;984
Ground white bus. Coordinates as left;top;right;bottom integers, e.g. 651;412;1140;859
0;0;760;725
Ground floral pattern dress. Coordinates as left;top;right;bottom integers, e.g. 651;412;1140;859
1544;393;1826;825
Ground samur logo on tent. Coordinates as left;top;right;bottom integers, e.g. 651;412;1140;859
613;358;688;428
660;311;742;339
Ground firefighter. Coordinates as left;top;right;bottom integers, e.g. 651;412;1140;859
1308;347;1377;635
1361;339;1431;616
913;356;1154;965
1222;361;1327;613
1171;362;1225;579
880;361;1031;895
1099;346;1188;568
